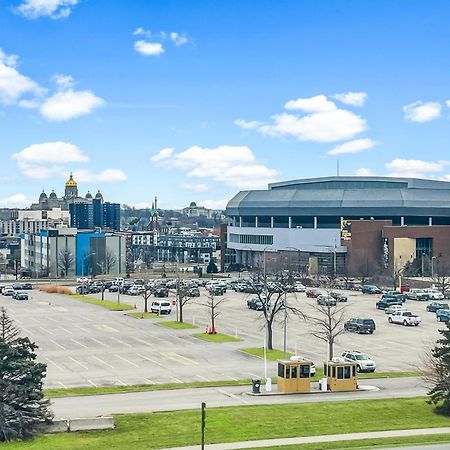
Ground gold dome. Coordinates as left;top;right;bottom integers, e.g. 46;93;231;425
65;173;77;187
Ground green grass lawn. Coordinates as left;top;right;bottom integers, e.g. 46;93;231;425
158;321;198;330
193;332;242;342
4;397;450;449
241;347;293;361
65;295;134;311
125;312;159;319
45;379;251;398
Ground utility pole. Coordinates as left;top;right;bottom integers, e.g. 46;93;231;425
201;402;206;449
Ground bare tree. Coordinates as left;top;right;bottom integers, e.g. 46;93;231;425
199;290;225;333
105;250;117;274
173;282;193;323
432;257;450;296
57;249;74;277
348;251;380;285
247;277;305;350
141;285;154;313
308;303;347;360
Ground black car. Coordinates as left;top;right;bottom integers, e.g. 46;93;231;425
108;285;119;292
76;285;91;295
344;318;376;334
362;285;382;294
14;292;29;301
209;286;226;296
376;298;402;310
247;298;269;311
22;282;32;290
427;302;450;313
154;287;169;298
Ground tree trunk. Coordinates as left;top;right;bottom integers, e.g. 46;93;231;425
329;339;334;360
179;302;184;323
267;320;273;350
211;308;215;331
144;297;148;313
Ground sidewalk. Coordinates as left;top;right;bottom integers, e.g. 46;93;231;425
163;427;450;450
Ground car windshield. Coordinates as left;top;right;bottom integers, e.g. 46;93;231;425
404;312;413;316
355;354;369;360
362;320;373;324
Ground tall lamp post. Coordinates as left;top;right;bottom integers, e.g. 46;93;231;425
81;253;95;295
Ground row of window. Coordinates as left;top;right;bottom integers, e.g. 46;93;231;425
229;233;274;245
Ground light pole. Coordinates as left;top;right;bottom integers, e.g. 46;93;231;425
421;252;425;278
81;253;95;295
261;245;273;392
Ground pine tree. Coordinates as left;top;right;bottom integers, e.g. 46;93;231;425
424;321;450;415
0;308;53;441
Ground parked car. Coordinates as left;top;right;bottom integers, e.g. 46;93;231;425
362;285;382;294
342;351;376;373
317;294;337;306
76;285;91;295
407;288;429;301
294;283;306;292
376;297;402;310
2;286;15;296
290;355;316;376
188;287;200;297
154;287;169;298
247;297;269;311
423;289;445;301
436;309;450;322
384;304;407;315
150;300;171;315
208;286;226;296
108;284;119;292
21;282;33;290
127;286;142;296
12;283;23;290
388;310;421;326
427;302;449;313
382;291;407;303
344;318;376;334
330;291;347;302
14;292;28;301
306;289;321;298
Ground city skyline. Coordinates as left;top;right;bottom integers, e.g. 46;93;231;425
1;1;450;210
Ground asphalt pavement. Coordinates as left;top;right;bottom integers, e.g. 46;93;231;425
51;376;426;418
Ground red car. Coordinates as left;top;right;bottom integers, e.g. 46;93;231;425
306;289;321;298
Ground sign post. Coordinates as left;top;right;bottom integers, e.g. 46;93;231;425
201;402;206;449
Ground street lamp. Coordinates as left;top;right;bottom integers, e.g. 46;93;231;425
81;253;95;277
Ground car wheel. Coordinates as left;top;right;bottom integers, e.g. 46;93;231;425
388;317;393;323
403;320;408;326
369;330;374;334
356;365;361;373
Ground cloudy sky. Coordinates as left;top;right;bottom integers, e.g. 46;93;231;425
1;0;450;210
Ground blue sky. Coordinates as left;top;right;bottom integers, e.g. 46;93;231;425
1;0;450;210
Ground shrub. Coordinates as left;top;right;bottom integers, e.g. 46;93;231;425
38;285;73;295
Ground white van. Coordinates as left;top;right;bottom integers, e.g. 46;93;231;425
151;300;171;315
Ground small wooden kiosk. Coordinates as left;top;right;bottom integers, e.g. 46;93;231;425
277;359;313;393
324;359;357;392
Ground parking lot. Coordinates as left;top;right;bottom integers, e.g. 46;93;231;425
0;280;443;388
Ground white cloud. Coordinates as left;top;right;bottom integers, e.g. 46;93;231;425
235;119;263;129
153;145;277;189
259;109;366;143
328;138;376;156
355;167;375;176
385;158;448;178
334;92;368;107
199;199;228;210
446;100;450;108
131;202;152;209
72;169;127;183
0;48;42;104
151;147;174;162
284;95;336;113
178;183;209;192
13;141;89;164
170;32;188;46
0;194;33;208
40;89;104;121
134;40;164;56
403;101;441;122
16;0;79;19
52;73;75;89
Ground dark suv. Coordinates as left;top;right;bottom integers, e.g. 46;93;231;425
376;298;402;310
344;318;376;334
382;291;406;303
362;285;382;294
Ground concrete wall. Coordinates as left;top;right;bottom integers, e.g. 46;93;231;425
393;237;416;271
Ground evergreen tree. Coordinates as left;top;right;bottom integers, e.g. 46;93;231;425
0;308;52;441
424;321;450;415
206;259;218;274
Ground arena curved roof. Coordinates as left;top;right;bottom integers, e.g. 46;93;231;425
226;176;450;217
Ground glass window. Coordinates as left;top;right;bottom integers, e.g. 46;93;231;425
343;366;351;379
416;238;433;258
291;366;298;378
299;364;310;378
273;216;289;228
278;363;284;378
285;366;290;378
257;216;271;228
337;366;344;379
241;216;256;227
332;366;336;378
291;216;314;228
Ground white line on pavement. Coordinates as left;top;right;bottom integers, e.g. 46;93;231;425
196;374;211;382
58;326;73;334
88;379;98;387
115;378;128;386
57;381;67;389
69;356;89;370
131;337;150;346
50;339;66;350
136;353;165;367
165;352;198;366
115;354;140;368
170;376;183;383
110;337;131;347
144;377;154;384
91;355;114;369
89;337;109;347
44;357;64;371
39;326;55;335
71;338;88;349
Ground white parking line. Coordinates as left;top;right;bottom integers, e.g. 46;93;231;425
88;379;98;387
57;381;67;389
227;375;240;381
47;317;60;323
144;377;154;384
115;378;128;386
39;326;55;335
91;355;114;369
58;326;73;334
137;353;165;367
196;374;211;382
89;337;109;347
44;357;64;371
71;338;88;349
131;337;150;346
170;376;183;383
69;356;89;370
165;352;198;366
110;337;131;347
50;339;66;350
115;354;140;368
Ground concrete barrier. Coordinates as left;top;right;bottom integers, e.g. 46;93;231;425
46;419;69;433
69;416;115;432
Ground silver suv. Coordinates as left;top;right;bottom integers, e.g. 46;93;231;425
342;351;376;373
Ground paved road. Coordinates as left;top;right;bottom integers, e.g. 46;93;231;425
51;376;426;418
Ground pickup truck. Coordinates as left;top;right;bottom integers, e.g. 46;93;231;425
388;310;421;326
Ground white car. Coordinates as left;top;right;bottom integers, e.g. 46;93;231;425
150;300;171;315
424;289;444;300
289;355;316;376
384;304;407;315
342;351;376;373
2;286;14;296
388;310;421;326
294;283;306;292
